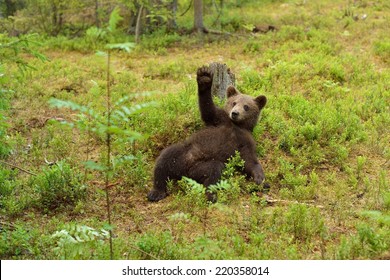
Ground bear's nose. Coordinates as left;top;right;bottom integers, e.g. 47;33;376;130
231;111;239;120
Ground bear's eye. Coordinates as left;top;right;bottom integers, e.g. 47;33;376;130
244;105;250;111
232;102;237;106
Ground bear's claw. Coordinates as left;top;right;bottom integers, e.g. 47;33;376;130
147;189;168;202
253;172;265;185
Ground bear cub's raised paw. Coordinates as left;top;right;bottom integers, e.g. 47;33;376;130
196;66;213;90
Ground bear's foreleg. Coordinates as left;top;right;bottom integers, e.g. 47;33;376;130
196;66;227;126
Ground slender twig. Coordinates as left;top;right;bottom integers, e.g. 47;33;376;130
180;0;193;16
0;160;37;176
83;113;92;184
212;0;223;26
105;50;114;260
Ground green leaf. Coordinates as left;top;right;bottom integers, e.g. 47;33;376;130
103;223;114;231
182;177;204;194
83;160;107;171
96;50;107;57
105;42;135;53
103;124;143;140
111;102;157;122
112;155;137;167
108;7;123;33
361;210;390;226
105;125;124;135
49;98;101;121
112;92;156;107
122;130;144;140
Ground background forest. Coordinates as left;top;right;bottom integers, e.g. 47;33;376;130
0;0;389;260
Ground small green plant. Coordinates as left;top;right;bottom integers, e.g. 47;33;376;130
0;223;45;259
32;161;86;213
178;177;209;209
278;158;308;189
284;204;326;242
240;68;267;92
85;27;108;49
356;155;367;179
176;177;215;234
374;39;390;62
218;151;249;200
187;235;229;260
0;34;48;75
0;169;31;216
85;7;124;48
135;231;179;260
335;208;390;259
356;220;389;257
0;168;14;198
168;212;191;242
222;151;245;179
51;224;109;260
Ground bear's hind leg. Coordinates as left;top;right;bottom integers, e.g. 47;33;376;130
148;144;186;202
188;160;224;203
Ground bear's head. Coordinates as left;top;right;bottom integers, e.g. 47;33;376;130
225;86;267;131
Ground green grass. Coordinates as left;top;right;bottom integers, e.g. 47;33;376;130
0;0;389;260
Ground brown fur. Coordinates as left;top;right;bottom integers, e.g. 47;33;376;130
147;66;267;202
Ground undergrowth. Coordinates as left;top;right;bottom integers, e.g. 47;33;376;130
0;0;389;260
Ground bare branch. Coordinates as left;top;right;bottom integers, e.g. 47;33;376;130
0;160;37;176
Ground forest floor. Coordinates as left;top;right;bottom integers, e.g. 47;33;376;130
1;0;389;259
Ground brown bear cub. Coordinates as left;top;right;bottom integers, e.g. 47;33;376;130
147;66;267;202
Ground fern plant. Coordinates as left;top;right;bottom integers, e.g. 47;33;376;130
85;7;124;48
0;33;48;74
51;224;109;259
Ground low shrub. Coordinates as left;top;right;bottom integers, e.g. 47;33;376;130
32;161;86;213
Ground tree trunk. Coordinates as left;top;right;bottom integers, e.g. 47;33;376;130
50;2;63;36
51;3;57;30
194;0;204;33
95;0;100;28
209;62;236;99
168;0;178;30
127;4;138;34
135;5;144;43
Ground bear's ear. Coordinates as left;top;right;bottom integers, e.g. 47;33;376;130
227;86;239;98
254;95;267;110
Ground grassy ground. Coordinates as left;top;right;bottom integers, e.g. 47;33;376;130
1;0;389;259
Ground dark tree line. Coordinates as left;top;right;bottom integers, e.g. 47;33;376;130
0;0;215;36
